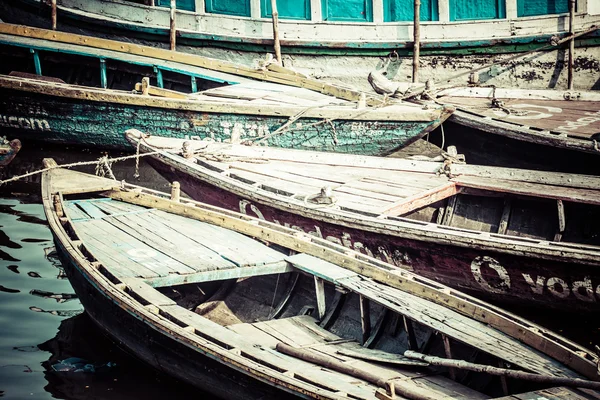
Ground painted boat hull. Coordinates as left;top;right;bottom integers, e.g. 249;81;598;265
53;238;298;400
0;89;437;154
148;157;600;314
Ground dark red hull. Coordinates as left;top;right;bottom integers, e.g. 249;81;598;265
149;159;600;314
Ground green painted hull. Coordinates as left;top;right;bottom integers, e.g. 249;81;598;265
0;90;438;155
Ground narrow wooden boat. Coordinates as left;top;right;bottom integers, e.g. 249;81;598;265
427;87;600;173
2;0;600;90
0;137;21;167
0;23;451;153
42;158;600;399
126;130;600;314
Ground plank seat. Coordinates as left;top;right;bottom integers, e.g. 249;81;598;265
286;254;578;379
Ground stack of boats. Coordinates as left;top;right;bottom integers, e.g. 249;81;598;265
1;2;600;397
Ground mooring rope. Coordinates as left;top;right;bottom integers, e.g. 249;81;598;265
0;151;162;186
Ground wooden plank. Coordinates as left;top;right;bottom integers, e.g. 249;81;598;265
134;81;188;99
286;253;357;283
359;294;371;344
63;201;92;221
149;210;286;266
72;218;193;276
336;346;428;367
314;277;326;320
453;175;600;206
497;199;512;235
380;182;458;217
120;277;177;306
144;260;293;288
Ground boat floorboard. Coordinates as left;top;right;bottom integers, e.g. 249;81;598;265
65;199;286;279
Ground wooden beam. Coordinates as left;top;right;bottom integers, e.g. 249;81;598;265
568;0;576;90
270;0;282;65
171;181;181;202
314;276;326;320
359;294;371;345
441;195;457;225
144;260;292;287
170;0;177;51
99;58;108;89
30;49;42;76
51;0;57;30
453;175;600;206
380;182;458;217
497;199;512;235
412;0;420;83
442;334;456;380
554;199;566;242
403;316;418;350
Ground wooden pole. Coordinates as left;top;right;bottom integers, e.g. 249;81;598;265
51;0;57;30
412;0;421;83
170;0;177;51
568;0;576;89
171;181;180;202
276;343;438;400
270;0;282;65
404;351;600;390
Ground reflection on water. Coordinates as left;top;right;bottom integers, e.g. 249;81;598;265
0;196;204;399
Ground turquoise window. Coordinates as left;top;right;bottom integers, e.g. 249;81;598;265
205;0;251;16
322;0;373;22
517;0;569;16
449;0;506;20
156;0;195;12
383;0;439;21
261;0;311;20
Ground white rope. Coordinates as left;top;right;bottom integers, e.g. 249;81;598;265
0;151;162;186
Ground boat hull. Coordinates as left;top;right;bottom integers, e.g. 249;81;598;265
53;238;299;400
0;89;435;154
149;158;600;314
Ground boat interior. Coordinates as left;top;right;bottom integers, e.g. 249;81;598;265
49;167;596;399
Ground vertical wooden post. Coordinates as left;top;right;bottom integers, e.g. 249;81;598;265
51;0;57;30
270;0;282;64
314;276;326;320
190;76;198;93
442;334;456;380
154;67;164;88
31;49;42;76
171;182;181;202
359;295;371;345
170;0;177;51
141;77;150;95
402;316;418;350
99;58;108;89
568;0;575;90
412;0;421;83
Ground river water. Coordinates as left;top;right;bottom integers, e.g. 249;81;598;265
0;142;598;400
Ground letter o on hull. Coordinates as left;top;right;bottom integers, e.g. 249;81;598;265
471;256;511;294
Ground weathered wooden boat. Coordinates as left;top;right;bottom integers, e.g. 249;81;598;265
425;87;600;174
2;0;600;91
0;137;21;167
127;130;600;314
42;158;600;399
0;23;451;153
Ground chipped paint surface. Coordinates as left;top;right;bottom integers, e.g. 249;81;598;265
0;91;435;154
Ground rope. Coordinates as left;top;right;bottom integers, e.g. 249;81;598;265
0;151;162;186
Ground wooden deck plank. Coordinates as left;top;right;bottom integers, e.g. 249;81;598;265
380;182;458;217
106;213;234;273
144;260;292;288
72;218;192;277
453;175;600;206
75;201;110;219
286;253;358;282
64;201;92;221
150;210;286;266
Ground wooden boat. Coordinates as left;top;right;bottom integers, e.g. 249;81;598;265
0;137;21;167
42;158;600;399
0;23;451;153
126;130;600;314
426;87;600;174
2;0;600;91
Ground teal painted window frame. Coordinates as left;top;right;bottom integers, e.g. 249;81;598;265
261;0;311;20
383;0;439;22
321;0;374;22
516;0;570;17
156;0;195;12
205;0;252;17
449;0;506;21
